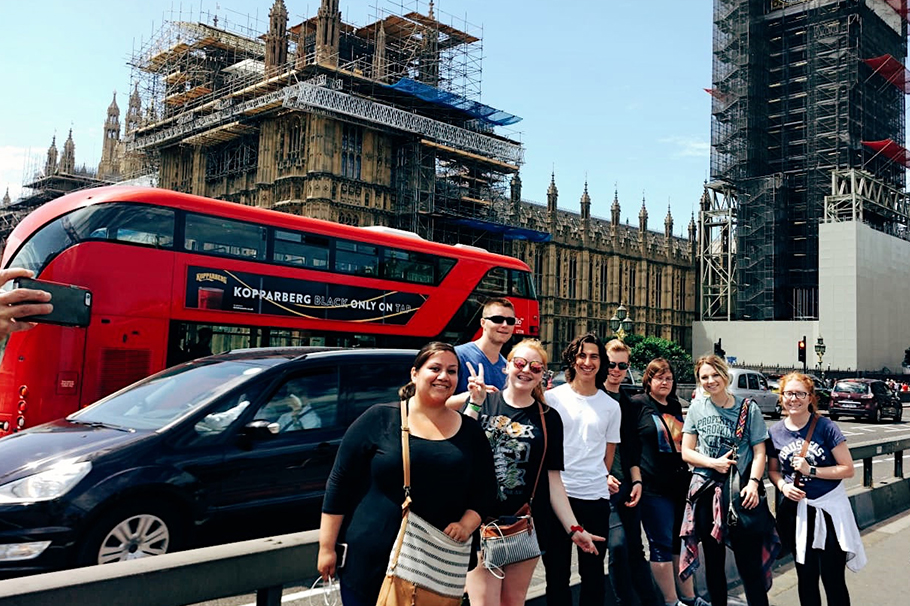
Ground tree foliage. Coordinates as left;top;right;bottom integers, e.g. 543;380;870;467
623;334;694;382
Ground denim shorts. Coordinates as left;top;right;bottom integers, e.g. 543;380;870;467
639;493;683;562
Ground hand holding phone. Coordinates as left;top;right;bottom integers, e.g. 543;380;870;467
0;268;53;337
10;277;91;327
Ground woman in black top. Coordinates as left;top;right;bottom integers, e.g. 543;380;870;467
463;339;601;606
632;358;699;606
317;342;497;606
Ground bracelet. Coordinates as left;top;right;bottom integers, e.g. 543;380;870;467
631;479;643;486
467;402;482;413
568;524;584;538
749;477;762;485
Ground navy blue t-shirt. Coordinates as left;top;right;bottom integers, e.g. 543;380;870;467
768;415;845;500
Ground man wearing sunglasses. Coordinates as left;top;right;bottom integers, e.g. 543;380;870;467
447;297;516;410
543;333;622;606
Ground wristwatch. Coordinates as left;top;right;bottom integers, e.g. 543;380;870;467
809;466;817;477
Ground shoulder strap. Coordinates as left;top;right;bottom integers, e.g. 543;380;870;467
792;413;819;487
399;400;412;510
527;400;548;507
734;396;751;441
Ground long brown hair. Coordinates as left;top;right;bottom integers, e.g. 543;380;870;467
399;342;457;400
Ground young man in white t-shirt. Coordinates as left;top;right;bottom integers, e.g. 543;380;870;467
543;333;621;606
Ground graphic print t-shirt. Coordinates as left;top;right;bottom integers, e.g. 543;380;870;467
682;396;767;479
477;391;565;518
768;415;845;500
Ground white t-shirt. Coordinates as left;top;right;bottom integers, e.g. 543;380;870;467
545;383;622;500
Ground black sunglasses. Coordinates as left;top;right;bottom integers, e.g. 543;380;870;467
484;315;517;326
606;361;630;370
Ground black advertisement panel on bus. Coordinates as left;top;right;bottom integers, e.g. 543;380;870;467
185;266;427;324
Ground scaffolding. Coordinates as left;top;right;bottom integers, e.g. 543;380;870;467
124;0;520;246
699;181;737;321
709;0;906;320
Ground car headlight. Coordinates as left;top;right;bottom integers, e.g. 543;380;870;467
0;460;92;503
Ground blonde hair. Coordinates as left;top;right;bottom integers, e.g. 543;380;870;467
693;354;731;394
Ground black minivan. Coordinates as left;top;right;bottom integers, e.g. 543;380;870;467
0;347;415;576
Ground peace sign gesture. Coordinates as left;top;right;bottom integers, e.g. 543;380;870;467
465;361;487;417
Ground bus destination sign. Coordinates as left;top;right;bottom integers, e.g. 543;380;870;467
185;266;427;324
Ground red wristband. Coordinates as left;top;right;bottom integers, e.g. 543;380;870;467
569;525;584;534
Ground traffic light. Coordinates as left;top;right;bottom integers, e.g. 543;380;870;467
797;337;806;364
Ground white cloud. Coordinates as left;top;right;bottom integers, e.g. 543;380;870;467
660;136;710;158
0;146;36;202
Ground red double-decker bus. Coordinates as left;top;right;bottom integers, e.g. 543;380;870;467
0;186;538;434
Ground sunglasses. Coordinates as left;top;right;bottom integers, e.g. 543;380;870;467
484;315;517;326
512;356;545;374
606;361;630;370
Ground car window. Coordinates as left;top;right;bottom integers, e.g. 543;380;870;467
737;374;748;389
746;373;759;390
342;361;411;421
193;391;256;436
835;381;867;394
758;375;769;390
257;369;339;433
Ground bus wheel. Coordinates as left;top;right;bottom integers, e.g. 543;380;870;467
76;500;185;566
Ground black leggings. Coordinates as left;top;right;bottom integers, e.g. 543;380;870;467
694;491;768;606
777;499;851;606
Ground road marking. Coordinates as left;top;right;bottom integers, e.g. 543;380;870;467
876;512;910;535
237;582;336;606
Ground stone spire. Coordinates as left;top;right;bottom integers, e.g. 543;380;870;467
700;181;711;212
2;188;10;206
45;135;58;176
510;173;522;211
580;180;591;222
639;193;648;233
419;0;439;85
315;0;341;67
59;129;76;174
665;204;673;238
611;186;620;226
126;83;142;133
546;172;558;216
98;92;121;180
372;21;388;82
688;212;697;242
264;0;288;75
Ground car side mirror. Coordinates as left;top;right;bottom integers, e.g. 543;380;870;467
242;419;280;439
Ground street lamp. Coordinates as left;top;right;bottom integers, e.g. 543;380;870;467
609;303;634;341
815;336;826;371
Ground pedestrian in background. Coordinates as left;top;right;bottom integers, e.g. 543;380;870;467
768;372;865;606
680;354;771;606
317;342;496;606
631;358;702;606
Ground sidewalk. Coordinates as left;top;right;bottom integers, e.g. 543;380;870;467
525;509;910;606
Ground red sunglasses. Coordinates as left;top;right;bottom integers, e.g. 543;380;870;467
512;356;545;374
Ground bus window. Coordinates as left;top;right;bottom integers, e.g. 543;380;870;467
185;213;267;260
510;269;536;300
167;322;255;367
382;249;436;284
335;240;378;276
86;205;175;248
273;230;330;269
477;267;508;294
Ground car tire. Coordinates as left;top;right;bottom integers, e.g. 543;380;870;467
873;406;883;424
829;413;839;421
772;403;782;419
895;406;903;423
75;500;186;567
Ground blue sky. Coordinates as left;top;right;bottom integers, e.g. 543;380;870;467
0;0;713;233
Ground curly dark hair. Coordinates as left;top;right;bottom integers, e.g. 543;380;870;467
561;333;609;387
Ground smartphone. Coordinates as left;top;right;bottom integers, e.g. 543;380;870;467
12;277;92;327
335;542;348;569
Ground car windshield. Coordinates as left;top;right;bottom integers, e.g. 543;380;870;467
834;381;868;394
69;360;268;430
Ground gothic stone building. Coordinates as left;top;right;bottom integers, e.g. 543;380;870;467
107;0;696;358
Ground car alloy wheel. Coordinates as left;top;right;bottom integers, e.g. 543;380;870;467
873;406;883;424
77;500;183;566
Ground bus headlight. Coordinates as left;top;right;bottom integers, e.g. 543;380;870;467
0;461;91;503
